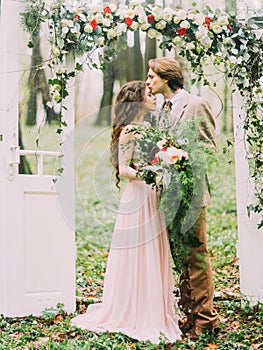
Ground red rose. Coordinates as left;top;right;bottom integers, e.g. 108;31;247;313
227;24;233;31
103;6;111;14
147;14;155;23
177;27;186;36
73;15;78;21
125;17;133;27
90;20;98;30
205;16;212;27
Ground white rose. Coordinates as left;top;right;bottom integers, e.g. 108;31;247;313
73;8;81;15
193;13;205;25
91;5;103;13
141;23;150;30
195;31;203;40
94;13;104;23
84;24;93;33
186;42;195;50
97;37;105;46
147;28;160;39
116;23;127;33
79;14;87;22
116;27;124;36
187;11;194;20
229;56;237;64
138;15;147;24
130;22;139;31
198;25;208;35
130;0;143;6
102;18;111;27
156;20;166;30
126;10;135;18
116;5;128;19
180;20;190;28
133;5;144;16
172;36;182;45
211;23;223;34
67;20;74;28
107;28;117;39
173;16;181;24
152;6;162;21
162;8;173;22
201;36;212;48
61;19;69;27
177;9;187;20
62;26;69;34
217;15;229;26
223;38;232;45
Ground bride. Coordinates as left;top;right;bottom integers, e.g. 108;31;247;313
71;81;182;344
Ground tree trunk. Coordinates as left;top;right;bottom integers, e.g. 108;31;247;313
127;31;144;81
144;37;157;77
116;48;128;87
26;33;58;125
95;59;115;126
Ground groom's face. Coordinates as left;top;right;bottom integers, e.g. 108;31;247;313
146;68;167;95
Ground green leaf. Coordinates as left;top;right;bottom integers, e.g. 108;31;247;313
27;41;34;48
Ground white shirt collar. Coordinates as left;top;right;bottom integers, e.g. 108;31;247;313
166;89;186;106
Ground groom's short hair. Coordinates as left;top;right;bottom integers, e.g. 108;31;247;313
148;57;184;91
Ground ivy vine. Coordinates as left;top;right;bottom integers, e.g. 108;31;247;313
20;0;263;227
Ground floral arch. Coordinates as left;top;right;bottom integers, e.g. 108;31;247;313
22;0;263;226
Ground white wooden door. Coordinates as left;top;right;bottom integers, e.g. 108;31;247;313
0;0;75;316
233;89;263;305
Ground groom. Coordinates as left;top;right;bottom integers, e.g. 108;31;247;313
146;57;219;339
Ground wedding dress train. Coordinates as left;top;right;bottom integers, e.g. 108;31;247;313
72;180;182;344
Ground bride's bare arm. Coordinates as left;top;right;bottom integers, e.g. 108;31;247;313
118;126;141;181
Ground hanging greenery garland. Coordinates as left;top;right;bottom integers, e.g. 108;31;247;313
21;0;263;227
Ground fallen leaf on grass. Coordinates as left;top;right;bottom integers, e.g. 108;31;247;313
54;314;64;324
203;344;219;349
231;320;240;329
51;331;66;341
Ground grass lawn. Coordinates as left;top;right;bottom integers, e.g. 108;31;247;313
0;125;262;349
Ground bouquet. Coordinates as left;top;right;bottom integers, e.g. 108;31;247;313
129;122;208;273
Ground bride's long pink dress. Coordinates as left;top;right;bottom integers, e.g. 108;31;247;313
72;180;182;344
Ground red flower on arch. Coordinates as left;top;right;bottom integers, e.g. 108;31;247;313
177;27;186;36
90;20;98;30
103;6;112;14
147;14;155;23
125;17;133;27
205;16;212;27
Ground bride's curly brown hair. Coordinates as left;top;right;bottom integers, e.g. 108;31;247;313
110;81;146;189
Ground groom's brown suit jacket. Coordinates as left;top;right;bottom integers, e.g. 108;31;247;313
160;90;216;207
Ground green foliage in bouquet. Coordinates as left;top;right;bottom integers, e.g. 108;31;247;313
129;118;211;273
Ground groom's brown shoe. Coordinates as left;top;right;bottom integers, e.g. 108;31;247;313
179;319;194;333
185;325;220;339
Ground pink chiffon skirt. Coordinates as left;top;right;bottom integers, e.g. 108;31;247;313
72;180;182;344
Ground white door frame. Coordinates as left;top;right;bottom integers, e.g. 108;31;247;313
0;0;76;317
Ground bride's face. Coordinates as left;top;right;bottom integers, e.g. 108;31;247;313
144;88;156;112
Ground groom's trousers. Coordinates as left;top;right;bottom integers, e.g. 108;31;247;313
178;208;219;330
